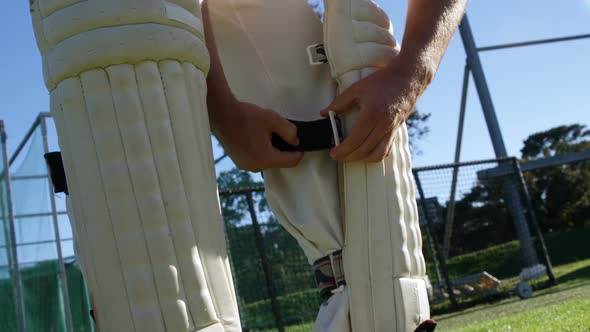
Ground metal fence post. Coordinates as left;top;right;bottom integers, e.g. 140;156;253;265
40;115;73;332
512;158;556;284
245;192;285;332
443;64;471;259
414;171;458;308
459;16;539;268
1;120;26;332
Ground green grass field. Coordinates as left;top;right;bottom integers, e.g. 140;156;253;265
260;259;590;332
256;230;590;331
436;259;590;331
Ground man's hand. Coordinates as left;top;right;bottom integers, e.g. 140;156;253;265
320;0;466;163
213;100;303;172
320;59;430;162
202;0;303;172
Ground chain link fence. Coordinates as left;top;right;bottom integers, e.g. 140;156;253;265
3;114;588;331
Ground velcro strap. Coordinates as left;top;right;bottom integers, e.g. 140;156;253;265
313;250;346;301
272;117;343;152
44;152;69;195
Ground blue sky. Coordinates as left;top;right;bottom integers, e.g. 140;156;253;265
1;0;588;172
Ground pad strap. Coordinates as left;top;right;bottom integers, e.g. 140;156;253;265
44;152;69;195
313;250;346;301
272;117;342;152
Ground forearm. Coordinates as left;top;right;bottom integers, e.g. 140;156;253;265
202;0;238;136
392;0;467;85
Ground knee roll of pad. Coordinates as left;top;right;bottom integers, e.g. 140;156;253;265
29;0;210;90
323;0;399;90
30;1;240;331
323;0;430;331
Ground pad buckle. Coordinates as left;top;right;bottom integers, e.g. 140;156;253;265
307;44;328;65
328;111;341;146
313;249;346;301
44;152;69;195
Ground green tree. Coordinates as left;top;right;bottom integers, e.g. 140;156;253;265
521;124;590;231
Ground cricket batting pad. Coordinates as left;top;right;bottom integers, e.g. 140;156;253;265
29;1;240;331
323;0;430;330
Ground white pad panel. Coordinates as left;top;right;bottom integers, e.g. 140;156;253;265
30;1;241;331
29;0;209;90
323;0;429;330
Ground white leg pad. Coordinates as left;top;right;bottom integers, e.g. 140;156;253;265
323;0;430;330
30;1;240;331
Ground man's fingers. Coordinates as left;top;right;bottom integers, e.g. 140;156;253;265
385;139;394;157
270;113;299;146
330;110;377;159
365;135;392;163
320;85;359;117
341;126;391;162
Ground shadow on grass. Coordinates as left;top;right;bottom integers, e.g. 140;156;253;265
434;260;590;320
556;263;590;283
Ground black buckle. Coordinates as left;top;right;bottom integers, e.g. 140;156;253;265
44;152;69;195
272;115;343;152
307;44;328;65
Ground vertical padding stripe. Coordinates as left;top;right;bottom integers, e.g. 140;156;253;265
79;68;165;331
397;126;422;277
343;161;373;332
50;89;102;327
181;62;241;330
341;103;374;331
367;161;396;330
158;60;228;329
388;131;412;278
135;61;218;328
396;124;420;278
54;77;135;331
106;64;190;332
400;124;426;277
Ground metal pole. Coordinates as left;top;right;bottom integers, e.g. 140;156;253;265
8;112;50;166
1;121;26;332
512;158;556;284
477;33;590;52
413;171;457;308
422;202;443;286
40;117;74;332
459;15;539;268
245;192;285;332
442;64;470;259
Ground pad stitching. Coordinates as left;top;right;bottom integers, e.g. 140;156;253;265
158;61;221;327
104;67;167;331
42;18;205;48
78;76;137;331
39;0;85;19
176;61;220;327
134;62;194;329
402;124;422;276
189;65;234;327
47;57;208;92
54;99;104;327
